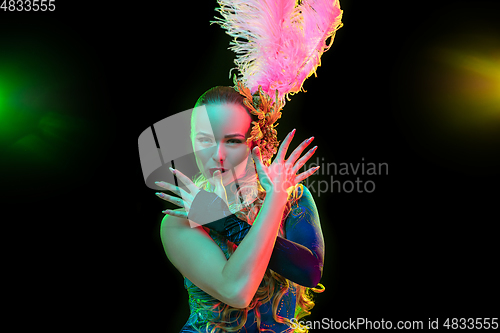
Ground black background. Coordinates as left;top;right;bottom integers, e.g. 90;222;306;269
2;1;499;331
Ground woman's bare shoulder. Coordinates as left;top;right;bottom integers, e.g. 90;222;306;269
159;209;220;262
160;209;201;241
158;209;231;303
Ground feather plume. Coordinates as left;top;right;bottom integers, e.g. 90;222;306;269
212;0;343;104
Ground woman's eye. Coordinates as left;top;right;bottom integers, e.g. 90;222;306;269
227;139;243;144
197;137;213;145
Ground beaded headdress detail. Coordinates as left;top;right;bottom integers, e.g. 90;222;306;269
233;78;283;166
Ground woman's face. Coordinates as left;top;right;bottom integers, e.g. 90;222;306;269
191;103;253;186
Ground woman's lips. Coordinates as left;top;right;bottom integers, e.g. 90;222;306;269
208;168;228;176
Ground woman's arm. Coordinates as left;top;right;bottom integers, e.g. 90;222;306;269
269;186;324;287
161;190;288;309
220;190;289;304
194;185;324;288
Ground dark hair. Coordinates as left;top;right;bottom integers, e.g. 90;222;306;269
194;86;248;109
194;86;259;141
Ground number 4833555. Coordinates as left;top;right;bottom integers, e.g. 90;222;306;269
1;0;56;11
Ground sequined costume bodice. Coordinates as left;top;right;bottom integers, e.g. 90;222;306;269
181;229;296;333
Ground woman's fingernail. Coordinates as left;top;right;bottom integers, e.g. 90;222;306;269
162;209;170;214
310;146;318;152
169;167;176;174
155;192;163;197
291;128;296;135
307;136;314;143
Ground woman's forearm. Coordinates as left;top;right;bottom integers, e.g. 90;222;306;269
220;190;288;307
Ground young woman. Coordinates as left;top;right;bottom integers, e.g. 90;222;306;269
156;85;325;332
153;0;343;329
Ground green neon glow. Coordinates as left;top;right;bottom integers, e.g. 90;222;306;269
0;41;95;182
0;82;6;111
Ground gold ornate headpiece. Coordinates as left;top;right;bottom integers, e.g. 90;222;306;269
233;78;283;166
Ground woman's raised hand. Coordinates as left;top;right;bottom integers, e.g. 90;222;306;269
155;167;229;218
154;167;199;218
252;129;320;195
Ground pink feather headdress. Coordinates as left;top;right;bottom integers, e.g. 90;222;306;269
212;0;343;164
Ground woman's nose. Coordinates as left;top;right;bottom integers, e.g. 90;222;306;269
212;142;226;163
